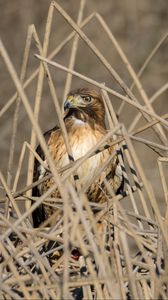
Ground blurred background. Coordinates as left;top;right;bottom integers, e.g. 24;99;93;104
0;0;168;204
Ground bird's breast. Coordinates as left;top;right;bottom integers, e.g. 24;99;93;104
70;133;102;186
50;124;107;188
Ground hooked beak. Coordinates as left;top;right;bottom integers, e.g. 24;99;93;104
64;96;77;112
64;100;72;111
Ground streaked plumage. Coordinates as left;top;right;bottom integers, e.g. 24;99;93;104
32;88;123;227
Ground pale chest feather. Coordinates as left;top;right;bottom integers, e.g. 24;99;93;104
49;122;110;187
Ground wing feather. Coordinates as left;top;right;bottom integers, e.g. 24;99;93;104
32;126;59;227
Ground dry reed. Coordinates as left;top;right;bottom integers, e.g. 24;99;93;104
0;1;168;299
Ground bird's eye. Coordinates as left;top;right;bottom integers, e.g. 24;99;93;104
83;96;92;102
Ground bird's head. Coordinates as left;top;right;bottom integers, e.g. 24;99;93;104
64;88;105;127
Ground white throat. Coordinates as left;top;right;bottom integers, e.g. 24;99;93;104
74;118;85;125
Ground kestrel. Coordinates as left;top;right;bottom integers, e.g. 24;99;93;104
32;88;123;227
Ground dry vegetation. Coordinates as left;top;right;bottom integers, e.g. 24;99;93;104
0;0;168;299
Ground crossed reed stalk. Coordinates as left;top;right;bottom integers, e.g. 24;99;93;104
0;1;168;299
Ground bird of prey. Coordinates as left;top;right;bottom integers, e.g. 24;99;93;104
32;88;123;228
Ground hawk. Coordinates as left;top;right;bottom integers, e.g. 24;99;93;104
32;88;123;227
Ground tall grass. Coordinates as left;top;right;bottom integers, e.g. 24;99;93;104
0;1;168;299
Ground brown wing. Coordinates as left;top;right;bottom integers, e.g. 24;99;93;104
32;125;59;228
